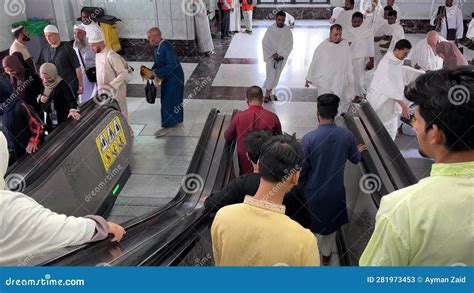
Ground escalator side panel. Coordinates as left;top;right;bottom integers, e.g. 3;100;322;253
22;111;132;217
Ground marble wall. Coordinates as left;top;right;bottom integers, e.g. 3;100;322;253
0;0;27;52
84;0;195;40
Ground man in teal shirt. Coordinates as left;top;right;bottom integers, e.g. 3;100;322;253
360;67;474;266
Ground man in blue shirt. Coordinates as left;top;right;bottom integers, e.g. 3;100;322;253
300;94;367;265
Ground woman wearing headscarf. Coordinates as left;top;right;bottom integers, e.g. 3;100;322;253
0;131;125;265
435;41;468;69
2;54;43;115
38;63;81;129
0;73;44;164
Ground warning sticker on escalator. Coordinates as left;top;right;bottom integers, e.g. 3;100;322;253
96;116;127;171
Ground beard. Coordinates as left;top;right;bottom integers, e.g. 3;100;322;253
24;36;30;42
74;38;87;49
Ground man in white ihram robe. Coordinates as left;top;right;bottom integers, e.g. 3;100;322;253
305;25;355;114
229;0;241;33
380;11;405;56
344;13;374;96
193;0;214;55
262;12;293;102
336;0;358;34
0;131;125;266
366;43;424;140
410;31;445;71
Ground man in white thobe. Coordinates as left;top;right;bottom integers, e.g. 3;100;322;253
229;0;241;33
305;24;355;114
345;12;375;97
336;0;358;34
89;31;131;129
410;31;445;71
0;131;125;266
194;0;215;56
372;6;393;65
430;0;464;42
262;11;293;102
387;0;402;21
366;39;424;140
73;24;97;104
379;10;405;56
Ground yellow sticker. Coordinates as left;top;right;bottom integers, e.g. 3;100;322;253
96;116;127;171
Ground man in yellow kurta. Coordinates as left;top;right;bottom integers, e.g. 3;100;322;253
360;68;474;266
211;134;319;266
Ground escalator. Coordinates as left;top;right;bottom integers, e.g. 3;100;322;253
5;100;132;217
335;101;432;266
20;109;236;266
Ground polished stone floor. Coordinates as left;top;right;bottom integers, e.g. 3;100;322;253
108;19;428;238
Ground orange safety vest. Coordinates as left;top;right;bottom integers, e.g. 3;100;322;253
219;0;233;11
242;0;253;11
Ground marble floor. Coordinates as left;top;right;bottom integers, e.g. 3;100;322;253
109;19;429;231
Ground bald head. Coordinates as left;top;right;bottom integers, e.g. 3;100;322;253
147;27;162;46
427;31;440;47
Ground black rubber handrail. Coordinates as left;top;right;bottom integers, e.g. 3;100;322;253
38;110;224;266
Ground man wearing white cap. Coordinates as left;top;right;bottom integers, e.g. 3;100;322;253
89;30;131;131
37;25;84;96
9;24;35;71
73;24;97;104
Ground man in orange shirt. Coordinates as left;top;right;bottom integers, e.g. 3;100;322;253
219;0;233;39
242;0;254;34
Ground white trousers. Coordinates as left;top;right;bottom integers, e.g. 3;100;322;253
314;232;337;257
242;10;253;31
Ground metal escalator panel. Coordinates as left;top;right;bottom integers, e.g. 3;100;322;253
11;109;132;217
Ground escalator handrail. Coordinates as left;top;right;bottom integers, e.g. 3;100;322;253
38;109;222;266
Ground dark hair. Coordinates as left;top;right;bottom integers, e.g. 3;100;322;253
246;86;263;103
394;39;412;50
80;7;90;15
388;10;398;18
405;67;474;152
330;24;342;32
276;11;286;18
347;0;355;5
317;94;340;119
244;130;272;164
258;133;303;183
352;12;364;19
384;6;394;11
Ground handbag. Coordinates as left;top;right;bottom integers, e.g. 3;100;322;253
77;49;97;83
145;80;157;104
